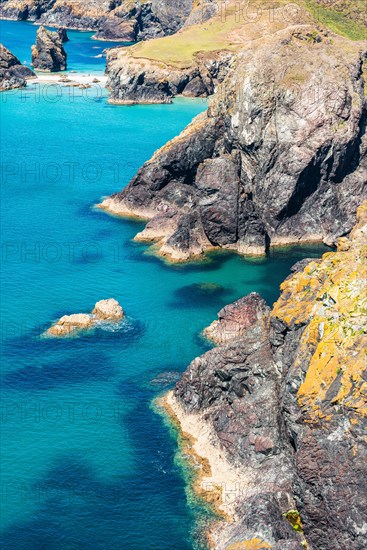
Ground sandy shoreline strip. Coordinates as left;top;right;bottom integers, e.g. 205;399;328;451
27;72;108;87
157;391;247;528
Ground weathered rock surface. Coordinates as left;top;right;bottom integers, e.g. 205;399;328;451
106;47;234;103
31;26;67;72
203;292;270;344
0;44;35;90
167;201;367;549
47;298;124;337
100;28;367;260
58;27;69;42
48;313;94;337
92;298;124;321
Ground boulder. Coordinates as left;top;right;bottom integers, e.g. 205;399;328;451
47;314;93;337
31;26;67;72
92;298;124;321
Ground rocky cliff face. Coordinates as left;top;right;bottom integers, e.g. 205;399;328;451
0;43;35;90
165;201;367;549
100;28;367;260
31;25;67;71
106;48;233;104
0;0;195;41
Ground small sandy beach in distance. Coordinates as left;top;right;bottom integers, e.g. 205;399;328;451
29;72;108;87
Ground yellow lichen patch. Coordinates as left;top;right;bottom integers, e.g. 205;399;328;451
272;200;367;422
284;509;304;533
226;538;272;550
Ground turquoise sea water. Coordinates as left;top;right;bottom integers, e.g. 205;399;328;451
0;20;327;550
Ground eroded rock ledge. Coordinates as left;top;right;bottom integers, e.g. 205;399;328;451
0;44;35;90
162;201;367;549
99;28;367;261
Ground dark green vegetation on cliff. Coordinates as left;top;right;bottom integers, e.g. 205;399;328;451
304;0;366;39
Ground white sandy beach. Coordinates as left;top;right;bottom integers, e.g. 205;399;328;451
28;72;108;87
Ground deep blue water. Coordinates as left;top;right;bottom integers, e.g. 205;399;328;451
0;20;327;550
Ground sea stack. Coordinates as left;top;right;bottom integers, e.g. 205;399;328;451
0;43;35;90
31;26;67;72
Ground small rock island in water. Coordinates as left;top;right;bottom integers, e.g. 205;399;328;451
47;298;124;337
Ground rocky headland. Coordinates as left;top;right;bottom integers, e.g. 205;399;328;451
99;24;367;261
105;47;233;104
161;201;367;549
31;25;67;71
47;298;124;337
0;43;35;90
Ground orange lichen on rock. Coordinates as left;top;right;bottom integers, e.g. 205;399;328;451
226;539;272;550
272;201;367;421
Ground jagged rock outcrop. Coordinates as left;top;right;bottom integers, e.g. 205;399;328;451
106;48;234;103
100;28;367;260
106;49;233;105
203;292;270;344
164;201;367;549
47;298;124;337
270;201;367;550
31;26;67;71
0;43;35;90
0;0;57;21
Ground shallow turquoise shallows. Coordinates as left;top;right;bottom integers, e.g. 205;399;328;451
0;20;326;550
